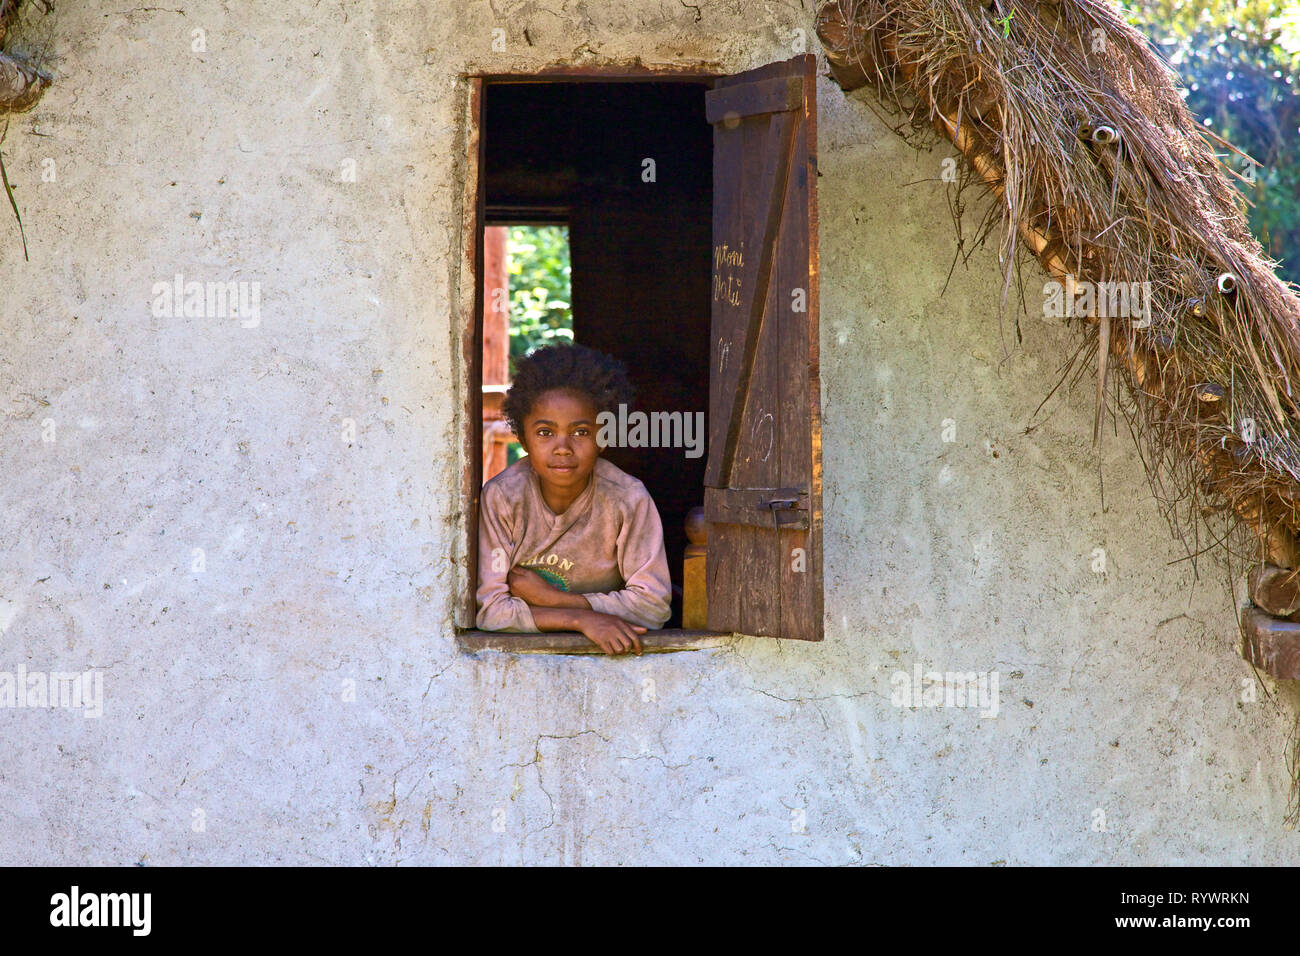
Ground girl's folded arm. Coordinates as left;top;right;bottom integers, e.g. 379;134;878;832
581;491;673;629
476;582;537;632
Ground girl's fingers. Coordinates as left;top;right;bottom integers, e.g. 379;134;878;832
618;624;639;651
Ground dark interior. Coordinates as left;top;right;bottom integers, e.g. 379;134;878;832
483;80;714;627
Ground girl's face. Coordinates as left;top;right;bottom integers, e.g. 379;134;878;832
518;387;602;498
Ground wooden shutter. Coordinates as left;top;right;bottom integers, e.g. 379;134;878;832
704;55;822;641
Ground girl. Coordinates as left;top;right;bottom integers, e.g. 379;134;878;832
476;343;672;655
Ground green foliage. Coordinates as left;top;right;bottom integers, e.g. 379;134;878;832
1124;0;1300;283
506;225;573;376
499;225;573;463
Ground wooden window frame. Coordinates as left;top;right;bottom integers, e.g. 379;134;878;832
452;62;819;655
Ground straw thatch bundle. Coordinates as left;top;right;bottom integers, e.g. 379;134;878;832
816;0;1300;820
0;0;50;114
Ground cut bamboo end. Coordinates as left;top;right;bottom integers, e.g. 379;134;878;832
1196;383;1226;403
1240;606;1300;679
1249;563;1300;618
1091;125;1119;145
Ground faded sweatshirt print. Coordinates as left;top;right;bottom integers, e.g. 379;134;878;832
476;456;673;632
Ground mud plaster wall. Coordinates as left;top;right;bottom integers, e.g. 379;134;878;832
0;1;1297;864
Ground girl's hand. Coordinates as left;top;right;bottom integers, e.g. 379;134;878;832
578;610;645;656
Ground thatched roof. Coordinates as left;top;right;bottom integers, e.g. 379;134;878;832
816;0;1300;596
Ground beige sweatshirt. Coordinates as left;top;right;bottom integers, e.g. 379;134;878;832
476;456;673;632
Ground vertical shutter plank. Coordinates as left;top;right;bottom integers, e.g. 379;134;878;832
706;80;745;635
737;112;782;637
777;60;822;642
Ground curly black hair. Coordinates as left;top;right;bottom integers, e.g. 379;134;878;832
503;343;635;437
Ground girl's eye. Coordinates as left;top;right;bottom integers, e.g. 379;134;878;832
574;428;588;437
536;428;551;437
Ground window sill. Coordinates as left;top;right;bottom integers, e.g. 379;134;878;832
456;628;735;655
